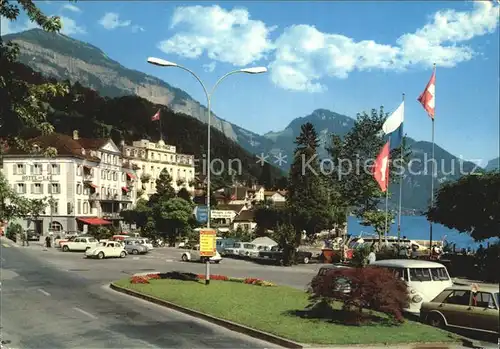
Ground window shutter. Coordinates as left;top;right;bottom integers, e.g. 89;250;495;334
48;184;52;194
30;164;34;174
30;184;34;194
13;165;17;175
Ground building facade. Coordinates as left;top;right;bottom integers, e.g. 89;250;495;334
1;131;138;234
121;139;195;198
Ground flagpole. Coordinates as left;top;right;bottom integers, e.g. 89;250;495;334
158;110;163;141
397;93;405;248
384;188;389;241
429;64;436;255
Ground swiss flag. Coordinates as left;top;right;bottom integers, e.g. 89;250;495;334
418;69;436;119
373;142;390;192
151;109;160;121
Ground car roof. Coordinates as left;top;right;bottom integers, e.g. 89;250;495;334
371;259;446;268
444;285;499;293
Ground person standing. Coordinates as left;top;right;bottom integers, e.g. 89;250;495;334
367;247;376;265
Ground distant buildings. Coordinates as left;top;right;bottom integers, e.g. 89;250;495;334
1;131;195;235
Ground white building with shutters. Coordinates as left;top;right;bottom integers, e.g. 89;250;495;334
1;131;138;235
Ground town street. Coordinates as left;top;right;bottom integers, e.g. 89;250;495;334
0;240;286;349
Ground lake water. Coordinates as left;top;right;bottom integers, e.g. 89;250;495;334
347;215;495;249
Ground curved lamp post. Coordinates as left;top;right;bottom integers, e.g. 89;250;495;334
147;57;266;229
147;57;267;284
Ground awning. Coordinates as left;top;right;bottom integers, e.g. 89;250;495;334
77;217;112;225
121;186;128;192
126;173;135;180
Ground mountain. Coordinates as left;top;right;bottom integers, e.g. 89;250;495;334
485;157;499;171
2;29;273;153
3;29;480;210
4;61;284;188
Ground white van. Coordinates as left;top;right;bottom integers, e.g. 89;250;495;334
371;259;453;315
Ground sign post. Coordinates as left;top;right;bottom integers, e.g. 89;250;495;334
199;229;216;285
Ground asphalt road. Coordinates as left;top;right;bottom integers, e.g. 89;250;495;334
0;240;282;349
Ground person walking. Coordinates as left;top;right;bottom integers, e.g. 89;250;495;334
367;247;376;265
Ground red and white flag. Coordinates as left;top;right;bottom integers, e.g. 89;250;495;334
418;68;436;119
151;109;160;121
373;142;390;192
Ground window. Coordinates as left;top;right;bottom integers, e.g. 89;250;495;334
409;268;432;281
444;290;471;306
16;183;26;194
430;268;450;281
101;187;105;196
387;267;409;282
107;171;111;180
113;172;117;181
151;152;155;160
77;200;81;214
49;221;63;232
32;164;42;175
14;164;25;175
50;200;59;214
113;156;117;165
122;173;126;181
83;202;89;214
31;183;43;194
77;165;82;176
49;164;60;175
101;170;106;180
49;183;61;194
472;292;496;309
76;184;82;195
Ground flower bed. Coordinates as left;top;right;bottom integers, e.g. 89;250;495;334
130;272;275;287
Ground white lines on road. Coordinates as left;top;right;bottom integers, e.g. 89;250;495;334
132;257;139;260
73;307;97;319
165;259;174;262
37;288;51;296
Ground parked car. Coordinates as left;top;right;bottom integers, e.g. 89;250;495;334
123;240;149;255
181;245;222;263
420;285;499;335
125;237;154;250
238;243;258;258
216;238;237;254
371;259;453;314
60;236;99;252
223;242;245;257
85;241;127;259
258;246;313;264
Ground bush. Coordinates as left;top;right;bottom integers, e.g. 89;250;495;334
309;266;409;324
351;245;370;267
6;223;22;242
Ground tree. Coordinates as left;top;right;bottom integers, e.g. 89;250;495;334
0;1;68;150
258;162;275;189
0;172;29;222
154;168;176;199
287;122;331;240
25;198;49;230
271;222;296;265
177;187;192;202
120;199;151;230
360;209;395;244
326;108;410;232
427;172;500;241
154;197;194;246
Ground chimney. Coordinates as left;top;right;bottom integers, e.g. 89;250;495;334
73;130;79;140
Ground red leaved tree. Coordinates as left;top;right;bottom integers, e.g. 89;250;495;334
309;266;409;323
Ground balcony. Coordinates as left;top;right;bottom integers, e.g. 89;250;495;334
99;193;133;202
101;212;122;220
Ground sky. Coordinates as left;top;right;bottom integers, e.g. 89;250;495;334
2;1;499;164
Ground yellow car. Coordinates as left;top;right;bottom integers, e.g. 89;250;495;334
420;285;499;335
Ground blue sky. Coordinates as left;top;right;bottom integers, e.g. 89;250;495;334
3;1;499;164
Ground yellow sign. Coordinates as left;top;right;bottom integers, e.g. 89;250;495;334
199;229;217;257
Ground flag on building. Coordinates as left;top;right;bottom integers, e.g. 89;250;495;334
373;142;390;192
382;101;405;149
418;69;436;119
151;109;161;121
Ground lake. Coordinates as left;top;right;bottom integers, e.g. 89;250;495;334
347;215;496;249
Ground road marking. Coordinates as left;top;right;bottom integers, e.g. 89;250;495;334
73;307;97;319
132;257;139;260
165;259;173;262
37;288;51;296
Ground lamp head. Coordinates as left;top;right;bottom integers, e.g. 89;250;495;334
147;57;178;67
240;67;267;74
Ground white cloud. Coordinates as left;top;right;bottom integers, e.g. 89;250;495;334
60;16;86;35
158;2;498;93
203;61;217;72
157;5;276;66
62;4;81;13
131;24;145;33
98;12;131;30
271;1;499;92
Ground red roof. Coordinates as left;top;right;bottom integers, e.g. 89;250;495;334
77;217;112;225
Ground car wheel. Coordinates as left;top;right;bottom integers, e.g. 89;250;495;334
214;260;220;264
120;251;126;258
97;252;105;259
303;256;310;264
181;254;188;262
132;249;139;255
427;313;445;328
62;246;69;252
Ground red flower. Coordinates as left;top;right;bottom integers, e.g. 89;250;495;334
197;274;229;281
130;276;150;284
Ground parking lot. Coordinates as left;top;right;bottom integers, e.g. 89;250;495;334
9;243;322;290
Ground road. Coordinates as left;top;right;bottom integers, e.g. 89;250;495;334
1;239;296;349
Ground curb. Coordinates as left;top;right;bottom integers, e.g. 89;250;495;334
109;282;303;349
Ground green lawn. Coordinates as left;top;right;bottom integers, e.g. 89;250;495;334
114;278;457;345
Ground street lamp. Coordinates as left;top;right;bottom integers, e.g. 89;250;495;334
148;56;267;284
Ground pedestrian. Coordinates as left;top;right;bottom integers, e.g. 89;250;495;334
45;235;51;248
367;247;376;265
